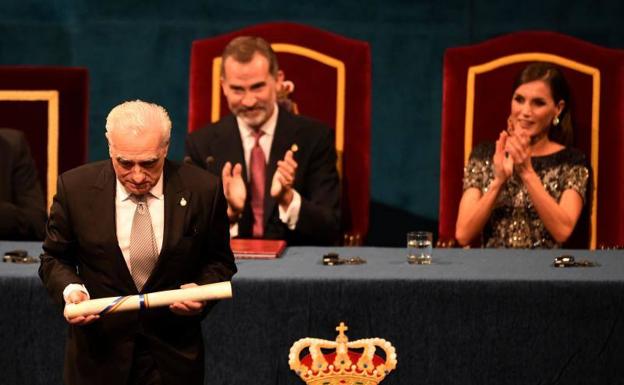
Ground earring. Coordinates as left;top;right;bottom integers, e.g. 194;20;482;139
553;116;560;126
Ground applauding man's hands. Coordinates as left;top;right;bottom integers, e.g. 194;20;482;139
221;162;246;222
271;149;298;210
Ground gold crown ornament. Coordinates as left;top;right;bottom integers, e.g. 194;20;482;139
289;322;397;385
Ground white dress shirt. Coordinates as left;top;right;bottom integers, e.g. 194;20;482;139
230;104;301;237
114;174;165;268
63;172;165;302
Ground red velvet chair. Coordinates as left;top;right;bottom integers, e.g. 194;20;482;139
188;22;371;242
439;31;624;249
0;66;89;209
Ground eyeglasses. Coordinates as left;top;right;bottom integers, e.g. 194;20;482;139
3;249;40;264
553;255;599;268
322;253;366;266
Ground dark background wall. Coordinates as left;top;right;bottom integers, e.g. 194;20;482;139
1;0;622;245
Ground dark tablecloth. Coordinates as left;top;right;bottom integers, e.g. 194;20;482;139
2;242;624;384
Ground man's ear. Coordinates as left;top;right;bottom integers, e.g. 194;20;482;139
276;70;285;84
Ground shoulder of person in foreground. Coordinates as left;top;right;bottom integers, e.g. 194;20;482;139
0;128;47;240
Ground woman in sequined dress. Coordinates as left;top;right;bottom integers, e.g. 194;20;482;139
455;62;590;248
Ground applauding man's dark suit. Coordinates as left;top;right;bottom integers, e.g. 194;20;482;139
186;36;340;245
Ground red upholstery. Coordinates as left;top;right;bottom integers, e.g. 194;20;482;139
0;66;89;209
188;22;371;240
439;31;624;249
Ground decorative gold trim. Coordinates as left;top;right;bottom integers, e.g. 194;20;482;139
211;43;346;177
0;90;59;211
211;57;223;124
464;53;600;249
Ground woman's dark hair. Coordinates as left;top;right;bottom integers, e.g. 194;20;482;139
512;62;573;146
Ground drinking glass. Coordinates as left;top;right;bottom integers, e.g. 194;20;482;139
407;231;433;264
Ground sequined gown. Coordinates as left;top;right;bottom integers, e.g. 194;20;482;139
463;142;590;248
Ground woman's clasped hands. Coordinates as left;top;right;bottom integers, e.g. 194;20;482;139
493;117;534;183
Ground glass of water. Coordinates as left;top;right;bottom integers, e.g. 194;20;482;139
407;231;433;265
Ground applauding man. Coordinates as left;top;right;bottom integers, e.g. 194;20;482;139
186;36;340;245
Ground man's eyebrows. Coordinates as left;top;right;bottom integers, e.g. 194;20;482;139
116;156;159;163
229;81;266;91
249;81;266;90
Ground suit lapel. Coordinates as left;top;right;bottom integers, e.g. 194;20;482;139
154;161;190;275
92;161;137;293
216;116;247;181
265;108;299;226
201;116;253;235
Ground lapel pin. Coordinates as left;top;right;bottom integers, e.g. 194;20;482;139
290;143;298;153
180;197;187;207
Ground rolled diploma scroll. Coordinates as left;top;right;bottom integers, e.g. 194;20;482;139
64;281;232;318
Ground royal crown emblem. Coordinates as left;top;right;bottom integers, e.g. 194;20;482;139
289;322;397;385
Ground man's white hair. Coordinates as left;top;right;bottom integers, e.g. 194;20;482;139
105;100;171;147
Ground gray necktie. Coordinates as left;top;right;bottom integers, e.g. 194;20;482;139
129;194;158;291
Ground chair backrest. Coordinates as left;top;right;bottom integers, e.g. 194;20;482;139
188;22;371;241
439;31;624;249
0;66;89;209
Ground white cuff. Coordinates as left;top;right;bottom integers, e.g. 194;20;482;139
278;189;301;230
229;222;239;238
63;284;90;303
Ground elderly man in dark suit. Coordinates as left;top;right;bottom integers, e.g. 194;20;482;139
185;36;340;246
39;100;236;385
0;128;46;240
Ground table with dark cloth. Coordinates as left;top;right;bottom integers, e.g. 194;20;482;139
1;241;624;385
